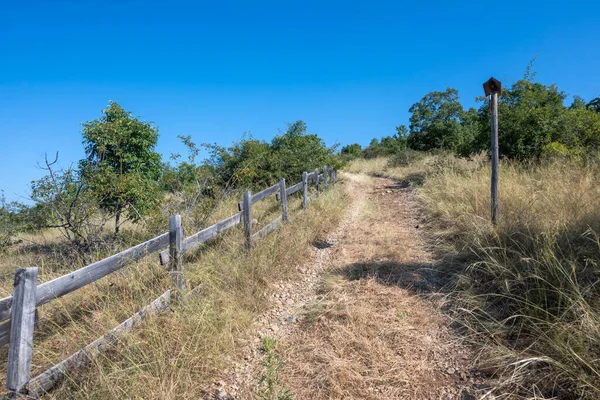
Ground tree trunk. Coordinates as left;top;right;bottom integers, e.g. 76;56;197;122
115;210;120;235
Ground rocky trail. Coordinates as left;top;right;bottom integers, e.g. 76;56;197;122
210;173;486;400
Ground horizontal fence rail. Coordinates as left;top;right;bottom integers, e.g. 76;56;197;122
27;289;173;398
237;182;280;211
1;166;337;398
0;232;170;323
159;212;243;265
275;181;303;201
252;216;283;241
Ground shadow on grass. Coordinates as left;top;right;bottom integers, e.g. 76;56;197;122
404;172;427;187
338;259;446;294
383;182;410;190
334;249;478;294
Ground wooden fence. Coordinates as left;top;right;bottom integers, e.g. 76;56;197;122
0;166;337;398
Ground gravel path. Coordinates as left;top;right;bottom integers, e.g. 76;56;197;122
209;173;485;400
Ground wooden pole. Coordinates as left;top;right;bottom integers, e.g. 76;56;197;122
169;215;184;296
243;190;253;249
279;179;289;222
323;166;328;190
301;171;308;210
314;168;320;194
7;267;38;397
483;77;502;225
490;92;499;224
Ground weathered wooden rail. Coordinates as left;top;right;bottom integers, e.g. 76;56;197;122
1;166;337;398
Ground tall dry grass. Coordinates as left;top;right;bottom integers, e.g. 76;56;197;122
349;155;600;399
0;182;347;398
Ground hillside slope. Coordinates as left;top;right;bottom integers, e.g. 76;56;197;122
215;173;485;399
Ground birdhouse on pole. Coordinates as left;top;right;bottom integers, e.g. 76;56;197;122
483;77;502;96
483;76;502;225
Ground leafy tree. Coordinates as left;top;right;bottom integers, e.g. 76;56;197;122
456;107;483;156
269;120;337;183
394;124;409;147
154;135;222;231
0;191;19;251
570;96;587;110
362;138;381;159
494;76;566;158
204;135;273;189
204;120;338;190
588;97;600;113
407;88;467;152
162;135;212;193
361;126;408;158
402;61;600;160
340;143;362;160
79;102;162;234
473;65;600;159
559;108;600;151
1;189;51;252
379;63;600;160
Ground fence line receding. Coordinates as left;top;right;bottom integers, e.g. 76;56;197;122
0;166;337;398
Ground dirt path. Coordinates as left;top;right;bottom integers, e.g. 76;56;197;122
212;173;482;400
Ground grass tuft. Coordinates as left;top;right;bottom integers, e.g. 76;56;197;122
349;156;600;399
0;183;347;398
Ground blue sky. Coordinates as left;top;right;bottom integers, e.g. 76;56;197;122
1;0;599;201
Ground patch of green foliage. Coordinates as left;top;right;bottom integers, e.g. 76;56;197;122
79;101;163;234
204;120;340;190
340;143;362;161
361;125;408;158
257;336;294;400
363;60;600;161
0;191;19;251
2;104;338;251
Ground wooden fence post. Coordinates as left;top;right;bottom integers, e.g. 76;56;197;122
314;168;320;194
301;171;308;210
323;166;328;190
279;179;289;222
243;190;253;249
169;215;184;297
7;267;38;397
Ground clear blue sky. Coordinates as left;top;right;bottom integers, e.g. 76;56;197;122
1;0;599;202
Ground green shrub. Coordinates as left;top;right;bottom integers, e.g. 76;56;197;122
0;192;14;252
205;120;339;190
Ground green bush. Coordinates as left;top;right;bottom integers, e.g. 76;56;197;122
0;192;15;251
363;62;600;162
205;120;339;190
340;143;362;161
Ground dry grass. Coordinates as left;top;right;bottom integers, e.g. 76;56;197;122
343;157;390;176
350;156;600;399
282;276;461;399
0;183;347;398
275;173;477;400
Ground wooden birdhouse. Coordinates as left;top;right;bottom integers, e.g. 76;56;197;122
483;77;502;96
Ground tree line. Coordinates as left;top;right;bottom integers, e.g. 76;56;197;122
0;102;339;253
4;63;598;253
342;63;600;161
